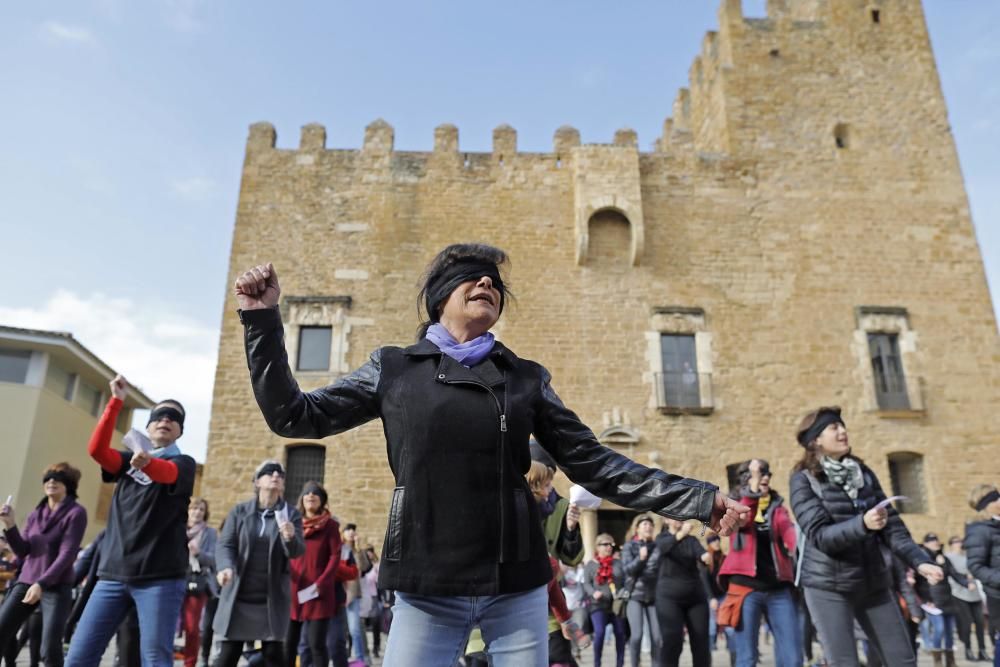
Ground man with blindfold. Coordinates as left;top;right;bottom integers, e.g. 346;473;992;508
965;484;1000;666
65;376;196;667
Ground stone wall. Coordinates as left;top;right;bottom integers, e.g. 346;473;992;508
204;0;1000;550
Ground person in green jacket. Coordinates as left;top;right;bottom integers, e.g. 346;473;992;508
531;440;584;566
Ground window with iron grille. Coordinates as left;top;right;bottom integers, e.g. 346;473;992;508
285;445;326;503
297;326;332;372
659;334;701;409
868;333;909;410
887;452;927;514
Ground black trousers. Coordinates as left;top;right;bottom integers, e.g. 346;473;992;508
286;618;329;667
804;586;915;667
954;597;987;652
215;640;283;667
655;593;710;667
0;583;73;667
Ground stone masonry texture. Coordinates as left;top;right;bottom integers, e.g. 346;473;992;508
203;0;1000;552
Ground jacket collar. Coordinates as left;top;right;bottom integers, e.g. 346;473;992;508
403;337;520;369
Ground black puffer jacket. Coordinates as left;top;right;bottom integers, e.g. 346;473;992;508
621;538;659;604
241;307;718;596
789;464;929;594
966;519;1000;599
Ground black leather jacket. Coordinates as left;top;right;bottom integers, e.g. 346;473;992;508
240;307;717;596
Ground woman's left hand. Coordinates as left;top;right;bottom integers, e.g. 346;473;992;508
566;503;580;532
22;583;42;605
917;562;944;584
279;521;295;542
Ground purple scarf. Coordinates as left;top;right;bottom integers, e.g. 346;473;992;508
426;323;496;367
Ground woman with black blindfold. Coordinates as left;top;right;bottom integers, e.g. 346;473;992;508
789;406;943;667
234;243;748;666
965;484;1000;666
0;463;86;667
65;376;196;667
213;460;304;667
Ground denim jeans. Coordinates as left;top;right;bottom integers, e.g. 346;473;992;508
346;597;367;661
0;582;73;667
732;588;803;667
381;585;547;667
925;612;956;651
65;578;186;667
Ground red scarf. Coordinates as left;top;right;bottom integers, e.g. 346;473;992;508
595;555;615;585
302;510;330;538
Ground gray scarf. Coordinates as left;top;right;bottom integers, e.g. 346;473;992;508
820;456;864;500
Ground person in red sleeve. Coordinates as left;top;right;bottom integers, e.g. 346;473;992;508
286;482;341;667
65;375;196;667
718;459;802;667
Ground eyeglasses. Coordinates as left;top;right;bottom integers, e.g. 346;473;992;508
597;542;614;547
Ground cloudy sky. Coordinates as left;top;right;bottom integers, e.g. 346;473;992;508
1;1;997;461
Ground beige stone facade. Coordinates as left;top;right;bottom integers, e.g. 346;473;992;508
203;0;1000;552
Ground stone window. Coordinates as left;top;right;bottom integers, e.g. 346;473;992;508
887;452;927;514
852;306;923;416
645;307;714;415
871;9;881;24
297;326;333;372
281;296;357;377
726;462;744;495
0;348;31;384
285;444;326;503
868;333;908;410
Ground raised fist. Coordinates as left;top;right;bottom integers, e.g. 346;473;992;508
110;375;128;401
234;263;281;310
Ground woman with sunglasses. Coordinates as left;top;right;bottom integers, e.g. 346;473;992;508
583;534;625;667
789;406;943;667
213;461;304;667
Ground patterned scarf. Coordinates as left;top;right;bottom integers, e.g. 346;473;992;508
187;521;206;572
821;456;864;500
302;510;331;538
595;555;615;585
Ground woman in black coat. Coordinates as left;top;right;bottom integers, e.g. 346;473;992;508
789;406;942;667
213;461;304;667
233;244;748;666
964;484;1000;667
654;518;712;667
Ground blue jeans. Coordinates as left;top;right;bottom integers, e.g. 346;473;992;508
733;588;803;667
589;608;626;667
925;612;956;651
346;597;366;661
65;578;186;667
382;585;547;667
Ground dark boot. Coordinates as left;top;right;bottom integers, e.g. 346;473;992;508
932;650;944;667
945;649;957;667
978;649;990;661
967;647;977;662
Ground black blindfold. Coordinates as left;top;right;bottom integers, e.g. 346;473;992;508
148;406;185;432
797;410;845;447
256;463;285;480
425;261;505;323
976;489;1000;512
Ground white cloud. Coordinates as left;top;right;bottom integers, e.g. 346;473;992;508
41;21;97;45
171;177;215;202
0;290;217;461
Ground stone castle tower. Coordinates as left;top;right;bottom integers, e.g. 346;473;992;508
203;0;1000;550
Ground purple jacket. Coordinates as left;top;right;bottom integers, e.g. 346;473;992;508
6;498;87;587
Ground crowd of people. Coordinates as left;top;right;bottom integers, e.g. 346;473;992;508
0;243;997;667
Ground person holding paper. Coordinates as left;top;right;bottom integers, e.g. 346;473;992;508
213;461;304;667
234;244;747;666
0;463;87;667
914;533;961;666
286;481;341;667
65;377;196;667
789;406;942;667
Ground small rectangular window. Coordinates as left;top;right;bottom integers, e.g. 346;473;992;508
74;381;102;417
0;349;31;384
45;362;76;400
297;326;332;371
286;445;326;503
868;333;909;410
871;9;880;23
888;452;927;513
658;334;701;409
